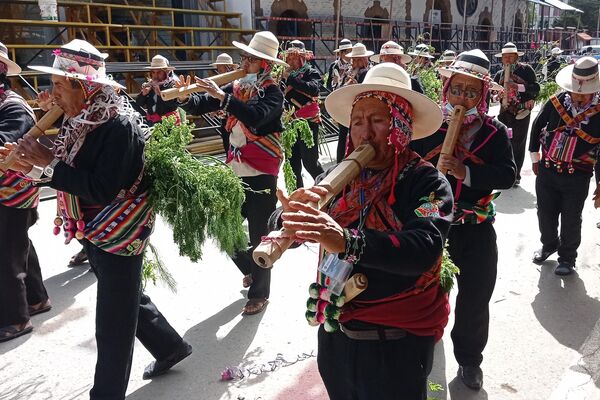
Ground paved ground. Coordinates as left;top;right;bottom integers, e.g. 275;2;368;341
1;106;600;400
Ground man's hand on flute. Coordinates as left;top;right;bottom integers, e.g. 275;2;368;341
277;186;346;254
174;75;193;103
438;154;466;180
36;90;54;112
192;76;226;101
0;143;33;174
15;134;54;168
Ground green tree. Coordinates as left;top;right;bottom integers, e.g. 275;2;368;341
553;0;600;33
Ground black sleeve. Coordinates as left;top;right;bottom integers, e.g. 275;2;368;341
468;122;517;190
528;98;554;153
51;119;146;205
595;149;600;184
493;70;502;84
225;84;284;133
326;62;335;91
520;65;540;102
411;77;424;94
286;69;322;96
0;103;35;145
135;92;149;108
356;165;454;277
180;83;233;116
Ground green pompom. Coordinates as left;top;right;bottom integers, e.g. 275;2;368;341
324;304;341;320
305;310;319;326
306;297;318;312
308;283;320;299
323;319;340;333
329;293;345;308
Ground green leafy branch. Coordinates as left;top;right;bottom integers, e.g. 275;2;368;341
440;245;459;293
280;108;315;194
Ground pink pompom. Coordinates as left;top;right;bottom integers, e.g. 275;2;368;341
317;300;328;314
220;367;234;381
53;226;61;236
64;220;74;230
76;220;85;230
316;312;326;324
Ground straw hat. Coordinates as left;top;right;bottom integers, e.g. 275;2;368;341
145;54;175;70
334;38;353;53
346;43;375;59
408;44;434;59
550;47;563;56
439;50;457;64
325;63;443;139
494;42;524;58
370;41;412;64
28;39;124;89
555;56;600;94
0;42;21;75
210;53;238;67
232;31;288;66
439;49;503;91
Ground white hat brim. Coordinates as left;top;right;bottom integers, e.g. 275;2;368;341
210;62;239;66
324;83;443;140
494;51;524;58
0;55;21;75
232;41;289;67
438;67;503;91
555;64;600;94
334;47;353;53
408;52;434;59
28;65;126;89
145;66;176;70
370;53;412;64
347;51;375;58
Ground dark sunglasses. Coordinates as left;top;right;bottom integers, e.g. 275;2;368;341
449;86;482;100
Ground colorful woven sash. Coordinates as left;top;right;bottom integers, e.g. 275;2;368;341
454;192;500;224
0;171;39;209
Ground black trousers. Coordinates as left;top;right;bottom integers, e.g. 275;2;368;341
498;110;531;181
289;121;324;188
0;205;47;327
82;241;184;400
448;222;498;367
318;326;435;400
535;167;590;264
336;125;349;163
231;174;278;299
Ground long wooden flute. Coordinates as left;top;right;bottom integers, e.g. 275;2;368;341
252;143;376;269
0;105;63;173
160;69;246;101
437;104;465;174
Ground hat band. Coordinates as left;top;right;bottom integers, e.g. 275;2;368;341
53;55;105;78
573;65;599;78
457;54;490;70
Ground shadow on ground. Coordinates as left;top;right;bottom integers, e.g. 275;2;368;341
0;266;95;356
127;298;265;400
532;266;600;388
495;185;537;215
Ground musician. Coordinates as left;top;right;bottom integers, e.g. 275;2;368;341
370;41;424;94
411;49;516;390
326;38;352;92
544;47;563;81
439;49;457;65
175;31;287;315
273;63;453;399
14;40;191;398
408;44;435;70
493;42;540;186
529;57;600;276
0;42;50;342
211;53;239;74
333;43;373;163
136;54;180;126
281;40;324;187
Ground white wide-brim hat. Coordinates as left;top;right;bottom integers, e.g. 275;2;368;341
439;50;457;64
232;31;288;67
439;49;503;91
346;43;375;58
29;39;124;89
408;44;434;59
551;47;563;56
145;54;175;70
210;53;238;67
334;39;353;53
0;42;21;75
325;62;443;139
555;56;600;94
370;41;412;64
495;42;524;58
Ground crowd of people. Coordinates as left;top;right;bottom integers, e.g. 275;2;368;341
0;31;599;400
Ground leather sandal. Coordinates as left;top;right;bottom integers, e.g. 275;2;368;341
0;321;33;343
28;299;52;316
242;298;269;315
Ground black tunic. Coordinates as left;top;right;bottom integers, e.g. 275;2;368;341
411;117;516;205
135;81;179;118
50;115;149;216
529;92;600;178
493;62;540;106
283;64;322;108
